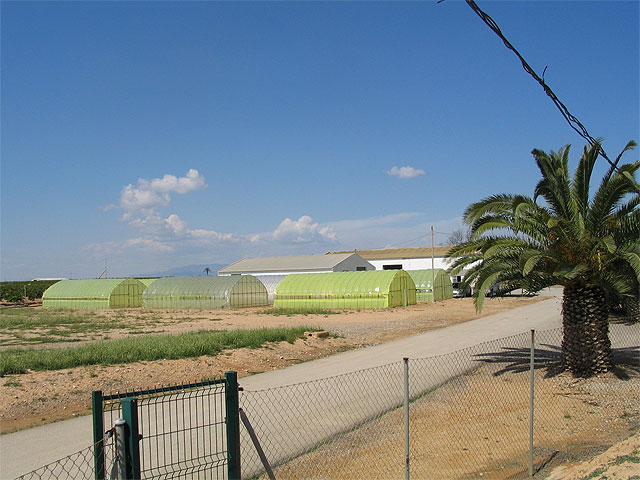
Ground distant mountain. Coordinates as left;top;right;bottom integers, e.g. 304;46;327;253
141;264;226;278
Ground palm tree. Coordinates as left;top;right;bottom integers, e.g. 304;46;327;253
448;141;639;377
204;267;211;276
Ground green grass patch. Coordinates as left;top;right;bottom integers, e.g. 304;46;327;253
611;451;640;465
0;327;317;375
582;467;606;480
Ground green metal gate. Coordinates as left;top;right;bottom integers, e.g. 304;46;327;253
92;372;241;479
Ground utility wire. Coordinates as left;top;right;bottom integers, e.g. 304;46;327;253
440;0;639;193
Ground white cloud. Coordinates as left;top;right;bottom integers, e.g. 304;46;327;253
123;238;174;252
165;214;187;235
187;229;236;242
146;168;207;194
119;169;206;216
387;165;425;179
272;216;337;243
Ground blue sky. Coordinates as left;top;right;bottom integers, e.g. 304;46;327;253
1;1;638;280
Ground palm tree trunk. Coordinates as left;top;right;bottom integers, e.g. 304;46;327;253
561;284;612;376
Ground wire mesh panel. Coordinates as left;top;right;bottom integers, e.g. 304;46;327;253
236;325;638;480
409;332;534;479
15;434;116;480
239;362;406;479
408;326;639;479
102;379;228;479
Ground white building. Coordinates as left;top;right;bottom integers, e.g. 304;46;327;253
218;253;374;276
328;247;455;272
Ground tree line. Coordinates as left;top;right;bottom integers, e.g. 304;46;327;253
0;280;61;303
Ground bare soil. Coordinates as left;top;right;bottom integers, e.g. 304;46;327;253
0;295;543;434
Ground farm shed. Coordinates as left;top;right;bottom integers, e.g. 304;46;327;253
273;270;416;310
142;275;268;309
218;253;374;276
408;269;453;302
42;278;145;309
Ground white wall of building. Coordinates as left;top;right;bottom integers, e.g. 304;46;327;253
367;257;454;271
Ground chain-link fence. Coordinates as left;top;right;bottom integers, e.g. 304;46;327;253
239;324;639;479
15;431;117;480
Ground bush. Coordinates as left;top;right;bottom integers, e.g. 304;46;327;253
0;283;24;303
0;280;60;303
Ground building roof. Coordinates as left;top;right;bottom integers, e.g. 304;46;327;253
327;246;453;260
219;253;367;274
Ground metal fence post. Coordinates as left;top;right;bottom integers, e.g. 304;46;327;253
529;329;535;477
114;418;127;480
225;371;241;480
404;357;410;480
92;390;105;480
121;398;141;480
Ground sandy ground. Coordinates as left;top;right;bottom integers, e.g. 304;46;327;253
0;295;542;433
545;432;640;480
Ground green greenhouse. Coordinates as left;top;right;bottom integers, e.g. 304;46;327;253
273;270;416;310
42;278;146;309
137;278;159;288
408;269;454;303
142;275;268;309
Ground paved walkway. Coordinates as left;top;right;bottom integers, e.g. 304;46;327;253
1;289;565;478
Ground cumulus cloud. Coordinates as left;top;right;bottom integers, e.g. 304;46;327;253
146;169;207;194
119;169;206;218
272;216;337;243
165;214;187;235
386;165;425;179
187;229;236;242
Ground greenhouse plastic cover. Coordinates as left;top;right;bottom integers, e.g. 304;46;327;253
408;269;453;302
143;275;268;309
42;278;145;309
274;270;416;309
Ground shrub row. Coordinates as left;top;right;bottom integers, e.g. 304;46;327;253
0;280;61;303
